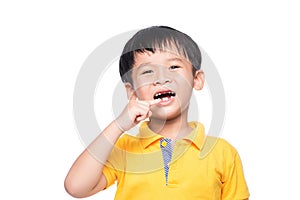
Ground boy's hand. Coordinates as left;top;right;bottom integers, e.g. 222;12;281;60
115;94;161;132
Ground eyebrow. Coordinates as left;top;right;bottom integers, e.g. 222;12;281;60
137;57;185;68
137;62;152;68
166;57;185;62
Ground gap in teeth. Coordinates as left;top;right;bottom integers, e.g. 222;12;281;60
154;91;175;100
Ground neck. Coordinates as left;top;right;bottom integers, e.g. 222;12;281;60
148;110;192;140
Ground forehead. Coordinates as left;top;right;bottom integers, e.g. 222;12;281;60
133;51;191;68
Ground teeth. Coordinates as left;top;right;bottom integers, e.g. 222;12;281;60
154;93;161;98
162;97;168;101
154;91;176;100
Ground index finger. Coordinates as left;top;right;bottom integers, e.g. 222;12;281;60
147;99;162;106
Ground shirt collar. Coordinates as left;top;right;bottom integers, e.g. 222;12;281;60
137;121;206;150
182;121;206;150
137;122;164;149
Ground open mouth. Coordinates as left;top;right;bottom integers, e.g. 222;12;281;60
153;91;176;102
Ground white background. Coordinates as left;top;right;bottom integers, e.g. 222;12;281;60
1;0;299;199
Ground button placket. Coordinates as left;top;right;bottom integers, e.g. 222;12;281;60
160;138;172;186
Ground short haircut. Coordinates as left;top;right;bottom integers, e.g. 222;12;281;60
119;26;202;84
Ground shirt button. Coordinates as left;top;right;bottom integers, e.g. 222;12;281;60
161;140;167;147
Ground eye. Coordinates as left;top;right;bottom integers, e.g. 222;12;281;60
141;70;153;75
169;65;180;70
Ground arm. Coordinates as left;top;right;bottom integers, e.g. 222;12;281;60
64;95;160;198
64;121;123;198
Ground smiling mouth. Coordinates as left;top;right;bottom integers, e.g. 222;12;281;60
153;91;176;101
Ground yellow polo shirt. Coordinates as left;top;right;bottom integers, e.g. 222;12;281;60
103;121;249;199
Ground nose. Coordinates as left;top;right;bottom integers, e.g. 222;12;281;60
154;78;171;85
153;67;171;85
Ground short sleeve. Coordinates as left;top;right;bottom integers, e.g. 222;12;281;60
221;151;250;200
102;137;126;189
102;164;117;189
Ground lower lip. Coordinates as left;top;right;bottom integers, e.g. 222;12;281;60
157;96;175;106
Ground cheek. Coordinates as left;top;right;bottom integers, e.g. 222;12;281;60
134;76;155;88
135;85;153;100
175;72;194;88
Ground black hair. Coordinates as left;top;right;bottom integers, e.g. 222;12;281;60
119;26;202;83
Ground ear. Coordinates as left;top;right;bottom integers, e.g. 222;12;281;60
193;70;205;90
125;82;138;100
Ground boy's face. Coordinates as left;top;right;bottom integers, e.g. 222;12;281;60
125;50;204;120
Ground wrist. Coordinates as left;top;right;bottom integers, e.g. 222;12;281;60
114;120;126;133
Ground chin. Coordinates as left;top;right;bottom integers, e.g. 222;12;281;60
150;108;182;121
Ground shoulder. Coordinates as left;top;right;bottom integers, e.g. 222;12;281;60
200;136;238;159
114;133;142;150
200;136;243;178
215;137;237;152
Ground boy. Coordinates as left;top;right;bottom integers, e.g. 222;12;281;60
65;26;250;199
